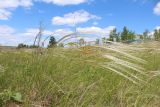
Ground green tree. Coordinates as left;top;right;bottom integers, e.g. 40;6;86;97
102;37;107;45
17;43;29;49
48;36;57;48
109;28;117;41
30;45;39;48
79;38;85;47
143;30;149;40
121;26;135;41
139;34;144;40
128;31;135;40
154;29;160;41
95;39;100;45
116;32;121;42
121;26;129;41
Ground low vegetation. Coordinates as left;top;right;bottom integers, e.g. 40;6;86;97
0;41;160;107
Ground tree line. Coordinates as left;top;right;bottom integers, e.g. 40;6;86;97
17;26;160;48
108;26;160;42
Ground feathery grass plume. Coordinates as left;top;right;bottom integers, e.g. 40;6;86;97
1;41;160;106
91;42;148;84
149;71;160;78
0;65;5;73
101;46;147;64
77;79;102;106
101;65;139;85
103;55;146;75
107;62;146;83
54;42;148;85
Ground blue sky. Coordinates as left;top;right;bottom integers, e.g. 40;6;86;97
0;0;160;46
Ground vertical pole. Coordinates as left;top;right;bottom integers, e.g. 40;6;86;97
37;21;43;47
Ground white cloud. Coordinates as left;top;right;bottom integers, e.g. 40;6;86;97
54;29;73;36
40;0;88;6
64;26;116;42
0;0;92;20
25;28;73;37
0;25;20;46
52;10;101;26
82;37;97;42
156;26;160;30
0;9;12;20
0;25;72;46
77;26;116;36
0;25;15;34
0;0;33;20
154;2;160;15
0;26;46;46
0;25;115;46
19;0;33;7
0;0;33;9
147;26;160;39
22;28;52;36
93;22;98;26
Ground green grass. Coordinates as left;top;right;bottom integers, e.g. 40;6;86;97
0;43;160;107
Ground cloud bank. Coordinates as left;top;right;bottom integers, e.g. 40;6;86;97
0;0;91;20
40;0;88;6
154;2;160;15
52;10;100;26
0;25;115;46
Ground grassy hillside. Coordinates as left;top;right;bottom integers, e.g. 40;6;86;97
0;42;160;107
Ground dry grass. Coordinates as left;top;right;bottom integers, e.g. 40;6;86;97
0;41;160;107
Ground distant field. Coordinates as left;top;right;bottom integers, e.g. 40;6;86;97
0;42;160;107
0;46;17;51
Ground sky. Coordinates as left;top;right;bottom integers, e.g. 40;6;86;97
0;0;160;46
